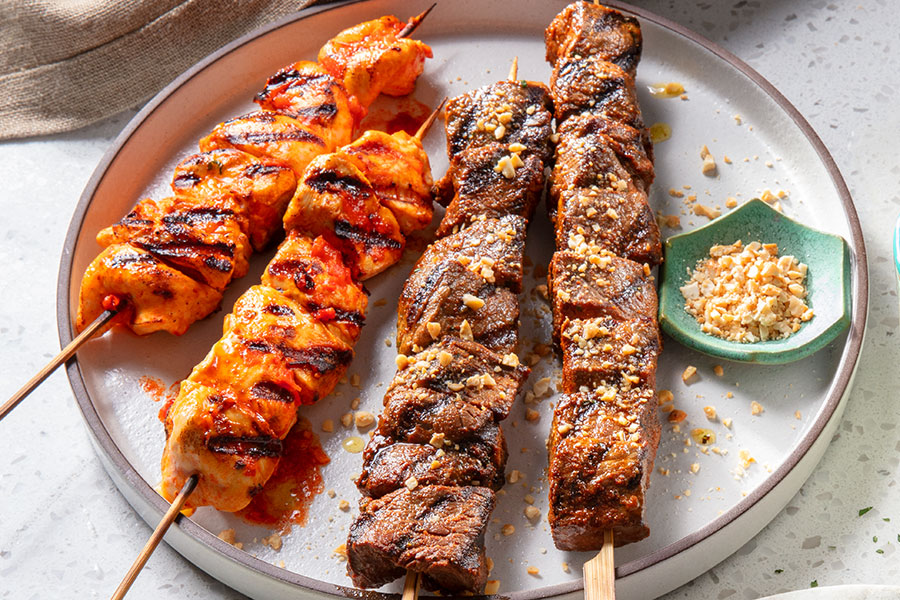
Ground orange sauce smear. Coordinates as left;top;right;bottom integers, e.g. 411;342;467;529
357;95;431;137
237;417;330;532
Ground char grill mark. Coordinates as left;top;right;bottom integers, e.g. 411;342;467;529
334;220;404;250
207;435;283;458
250;381;295;403
545;1;661;552
267;259;321;291
224;128;324;147
243;339;352;375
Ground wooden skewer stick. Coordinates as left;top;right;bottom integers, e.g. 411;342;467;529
509;56;519;81
583;529;616;600
398;3;437;39
414;97;448;142
402;570;421;600
110;474;199;600
0;304;121;422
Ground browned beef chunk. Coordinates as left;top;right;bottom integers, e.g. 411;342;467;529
358;434;506;498
550;55;643;128
549;250;658;341
552;114;653;198
556;184;661;266
443;81;554;167
435;143;545;236
347;485;495;592
397;260;520;355
560;316;660;394
387;337;530;422
398;217;527;354
548;389;659;550
545;1;643;75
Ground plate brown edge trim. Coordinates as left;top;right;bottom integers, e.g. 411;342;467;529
55;1;869;599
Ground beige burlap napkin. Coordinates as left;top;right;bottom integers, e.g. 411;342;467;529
0;0;322;140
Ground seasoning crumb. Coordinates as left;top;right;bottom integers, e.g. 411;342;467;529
340;412;353;428
693;203;720;219
338;500;350;511
526;566;540;576
525;408;540;422
485;580;501;595
713;365;724;377
682;365;698;383
690;463;700;474
795;410;802;420
668;409;687;424
355;411;375;429
658;389;674;404
663;214;681;228
562;562;570;573
333;544;347;561
501;524;515;536
725;197;738;208
700;145;717;176
321;419;334;433
722;418;733;429
703;405;717;420
750;401;764;416
739;449;756;468
218;529;237;545
524;505;541;520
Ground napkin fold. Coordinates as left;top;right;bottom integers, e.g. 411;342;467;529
0;0;319;140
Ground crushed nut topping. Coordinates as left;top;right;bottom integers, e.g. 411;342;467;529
681;240;813;342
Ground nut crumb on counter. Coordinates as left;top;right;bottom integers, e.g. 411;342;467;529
682;365;698;382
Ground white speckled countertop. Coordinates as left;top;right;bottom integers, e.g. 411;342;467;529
1;1;899;598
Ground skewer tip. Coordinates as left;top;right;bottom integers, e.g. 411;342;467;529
583;529;616;600
110;474;198;600
398;3;437;39
508;56;519;81
414;97;448;141
402;570;421;600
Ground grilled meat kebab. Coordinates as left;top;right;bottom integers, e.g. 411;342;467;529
160;124;435;512
544;1;662;551
345;73;553;593
77;16;431;336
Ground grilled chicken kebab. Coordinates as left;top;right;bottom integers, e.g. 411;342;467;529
345;71;554;593
544;1;662;551
77;15;431;336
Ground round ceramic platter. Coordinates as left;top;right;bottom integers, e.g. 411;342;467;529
57;1;868;599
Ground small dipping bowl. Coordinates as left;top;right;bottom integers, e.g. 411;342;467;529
894;214;900;303
658;198;851;364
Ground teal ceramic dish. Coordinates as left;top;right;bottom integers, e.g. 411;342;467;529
894;214;900;293
659;199;851;364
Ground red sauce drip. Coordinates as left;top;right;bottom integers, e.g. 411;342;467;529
139;376;178;404
356;96;430;136
238;418;329;531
